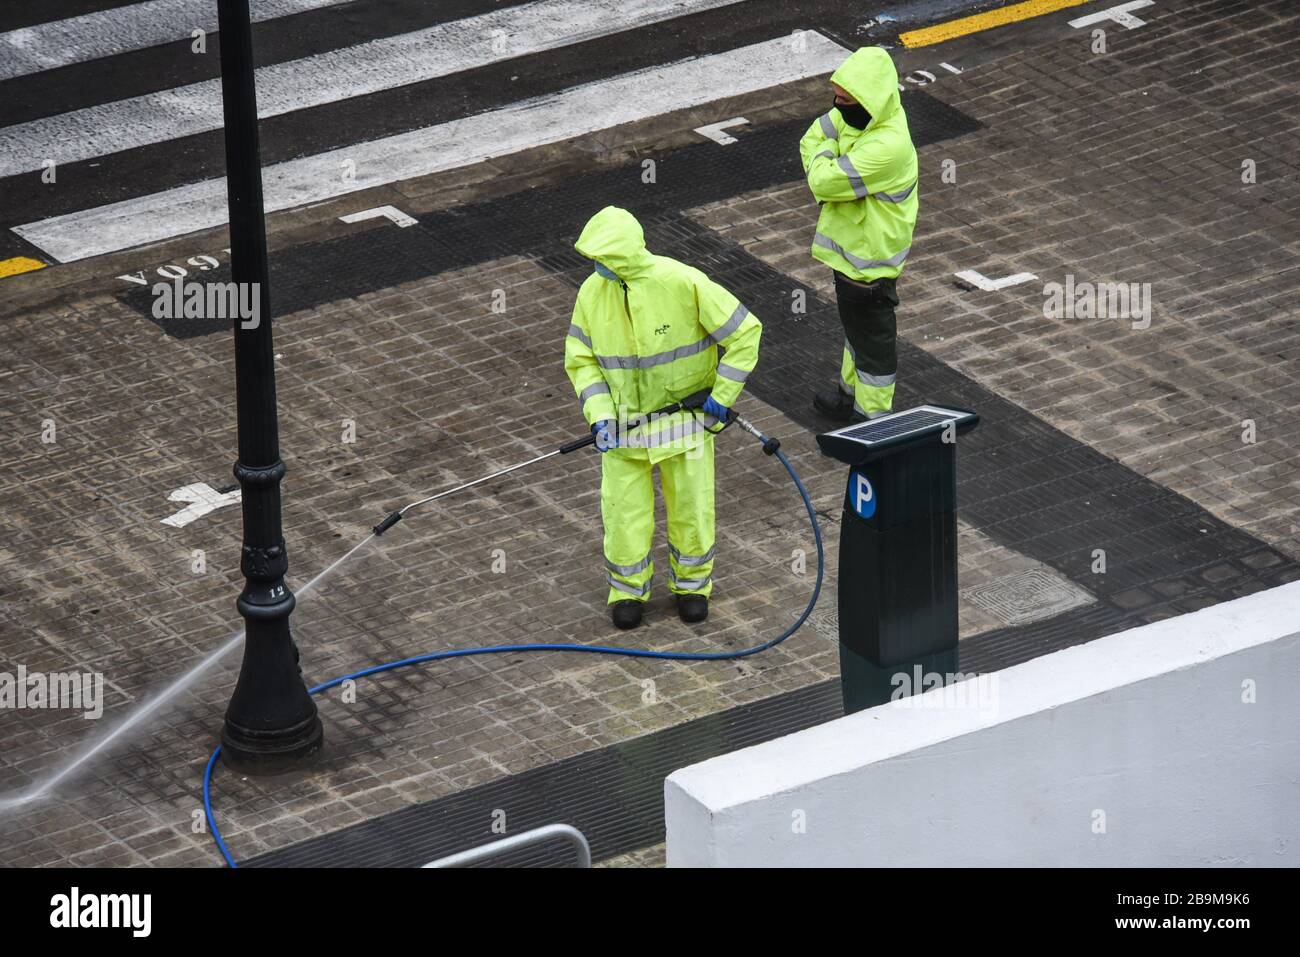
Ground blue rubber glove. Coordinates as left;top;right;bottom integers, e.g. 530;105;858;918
701;396;730;423
592;419;618;452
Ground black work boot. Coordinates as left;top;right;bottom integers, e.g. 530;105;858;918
813;386;855;422
611;600;643;630
677;594;709;624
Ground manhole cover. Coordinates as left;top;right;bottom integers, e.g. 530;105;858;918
964;568;1094;626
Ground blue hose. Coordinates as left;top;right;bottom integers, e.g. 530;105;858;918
203;446;823;867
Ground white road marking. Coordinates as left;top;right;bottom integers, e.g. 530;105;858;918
694;117;750;145
340;205;418;228
954;269;1039;291
161;483;241;527
0;0;746;178
0;0;350;81
1069;0;1155;30
16;31;849;263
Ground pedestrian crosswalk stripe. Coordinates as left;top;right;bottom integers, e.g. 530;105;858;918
15;30;849;264
0;0;352;82
0;0;746;179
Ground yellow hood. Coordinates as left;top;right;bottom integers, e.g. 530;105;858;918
830;47;901;130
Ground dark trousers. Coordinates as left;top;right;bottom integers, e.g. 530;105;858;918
834;271;899;417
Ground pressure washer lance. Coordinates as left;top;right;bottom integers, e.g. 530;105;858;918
370;389;777;537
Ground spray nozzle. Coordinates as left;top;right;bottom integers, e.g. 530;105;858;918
373;510;404;536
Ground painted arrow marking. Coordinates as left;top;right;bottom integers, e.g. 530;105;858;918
694;117;749;145
339;205;418;229
954;269;1039;291
162;483;241;528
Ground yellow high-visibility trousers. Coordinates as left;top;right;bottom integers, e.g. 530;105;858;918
600;435;715;603
839;344;895;418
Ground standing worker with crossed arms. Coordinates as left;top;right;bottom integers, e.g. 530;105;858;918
800;47;919;423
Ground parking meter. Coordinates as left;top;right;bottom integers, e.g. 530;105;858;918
817;405;979;713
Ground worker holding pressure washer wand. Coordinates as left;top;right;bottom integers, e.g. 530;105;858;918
565;206;762;630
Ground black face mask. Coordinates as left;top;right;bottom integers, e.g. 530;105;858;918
834;99;872;130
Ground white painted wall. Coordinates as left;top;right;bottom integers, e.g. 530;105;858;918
666;581;1300;867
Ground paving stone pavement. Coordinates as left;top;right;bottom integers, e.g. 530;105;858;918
0;249;1091;867
599;842;666;868
1;0;1297;867
0;256;845;865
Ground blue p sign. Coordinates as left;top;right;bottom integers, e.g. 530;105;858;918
849;469;876;520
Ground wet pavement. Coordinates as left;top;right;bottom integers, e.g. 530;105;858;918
1;0;1297;866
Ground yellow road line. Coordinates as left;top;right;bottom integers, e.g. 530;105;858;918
0;256;47;279
899;0;1091;48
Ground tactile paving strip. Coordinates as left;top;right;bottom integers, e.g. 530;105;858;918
116;89;982;337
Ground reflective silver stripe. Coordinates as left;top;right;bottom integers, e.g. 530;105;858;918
605;553;651;577
578;381;610;405
709;304;750;344
607;574;649;597
596;334;715;371
567;323;593;349
715;362;749;384
818;112;838;139
852;397;892;419
814;148;836;161
669;544;715;567
845;338;896;387
836;155;868;198
813;233;910;271
669;568;711;591
870;180;917;203
636;415;711;448
857;371;896;388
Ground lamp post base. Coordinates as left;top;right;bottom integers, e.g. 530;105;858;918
221;711;323;774
220;591;324;775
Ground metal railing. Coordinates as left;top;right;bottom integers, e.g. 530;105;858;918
422;823;591;868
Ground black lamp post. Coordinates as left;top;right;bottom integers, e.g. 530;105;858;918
216;0;322;771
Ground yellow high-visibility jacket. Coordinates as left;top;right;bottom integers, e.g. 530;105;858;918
565;206;761;464
798;47;919;281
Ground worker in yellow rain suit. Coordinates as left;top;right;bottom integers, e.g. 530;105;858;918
799;46;918;423
564;207;762;630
